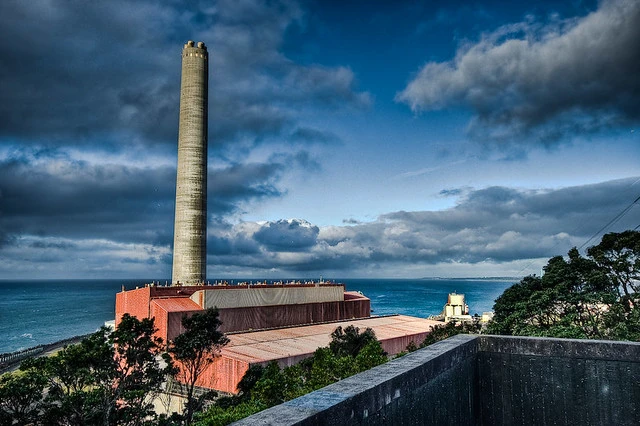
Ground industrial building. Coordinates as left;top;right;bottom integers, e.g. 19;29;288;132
114;40;442;396
115;283;441;394
115;282;371;342
198;314;441;394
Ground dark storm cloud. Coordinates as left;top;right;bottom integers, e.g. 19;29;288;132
397;0;640;147
439;188;465;197
0;1;180;146
209;161;285;214
254;219;319;251
0;153;176;245
207;177;639;274
0;0;369;149
0;151;290;249
0;0;370;277
205;0;370;147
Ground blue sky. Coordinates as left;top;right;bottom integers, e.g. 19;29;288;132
0;0;638;279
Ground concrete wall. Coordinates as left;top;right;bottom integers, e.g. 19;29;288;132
234;335;640;425
476;336;640;425
234;335;479;425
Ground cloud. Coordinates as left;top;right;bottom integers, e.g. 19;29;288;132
397;0;640;146
254;219;319;251
204;177;640;276
0;235;172;278
0;0;372;278
0;0;369;151
0;1;180;147
0;148;294;251
289;127;342;145
2;172;637;278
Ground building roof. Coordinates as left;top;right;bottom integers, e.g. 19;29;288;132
151;297;203;313
221;315;441;364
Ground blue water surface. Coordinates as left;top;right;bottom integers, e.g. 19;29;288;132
342;278;514;319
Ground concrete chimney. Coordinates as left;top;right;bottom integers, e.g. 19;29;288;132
172;41;208;285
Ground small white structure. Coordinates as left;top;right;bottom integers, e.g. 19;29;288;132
442;293;472;323
481;312;494;324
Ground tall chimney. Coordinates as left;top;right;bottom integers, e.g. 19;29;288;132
172;40;208;285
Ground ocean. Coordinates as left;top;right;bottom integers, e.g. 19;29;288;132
0;278;516;354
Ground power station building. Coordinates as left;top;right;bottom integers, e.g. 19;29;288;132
115;282;441;394
115;41;441;395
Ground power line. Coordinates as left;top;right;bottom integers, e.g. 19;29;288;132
514;194;640;279
578;195;640;251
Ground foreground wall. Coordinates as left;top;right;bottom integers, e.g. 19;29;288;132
235;335;640;425
476;336;640;425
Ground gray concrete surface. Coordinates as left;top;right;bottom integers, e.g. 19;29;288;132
172;40;208;285
233;335;640;425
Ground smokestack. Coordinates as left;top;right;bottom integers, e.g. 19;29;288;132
172;40;208;285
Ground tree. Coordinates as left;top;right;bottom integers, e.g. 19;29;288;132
354;339;388;371
108;314;173;426
195;324;391;425
168;308;229;425
16;314;171;426
329;325;379;358
588;230;640;306
487;231;640;341
0;366;47;425
23;330;115;425
420;321;480;348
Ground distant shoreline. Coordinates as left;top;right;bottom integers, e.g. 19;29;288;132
421;277;521;282
0;277;523;282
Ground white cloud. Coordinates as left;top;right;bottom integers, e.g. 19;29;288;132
397;0;640;146
206;177;640;277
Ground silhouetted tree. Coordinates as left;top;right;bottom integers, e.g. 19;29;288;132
168;308;229;425
16;314;171;426
0;365;47;425
487;231;640;341
329;325;379;357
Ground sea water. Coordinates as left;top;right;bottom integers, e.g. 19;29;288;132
0;278;516;354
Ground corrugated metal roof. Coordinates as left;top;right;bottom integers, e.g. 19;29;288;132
152;297;202;313
221;315;442;364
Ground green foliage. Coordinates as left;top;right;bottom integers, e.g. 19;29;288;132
2;314;171;426
329;325;378;357
588;230;640;304
192;400;266;426
394;340;420;358
168;308;230;425
420;321;480;348
235;364;264;398
354;340;388;371
406;340;419;352
196;325;389;425
110;314;173;425
0;367;47;425
487;231;640;341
